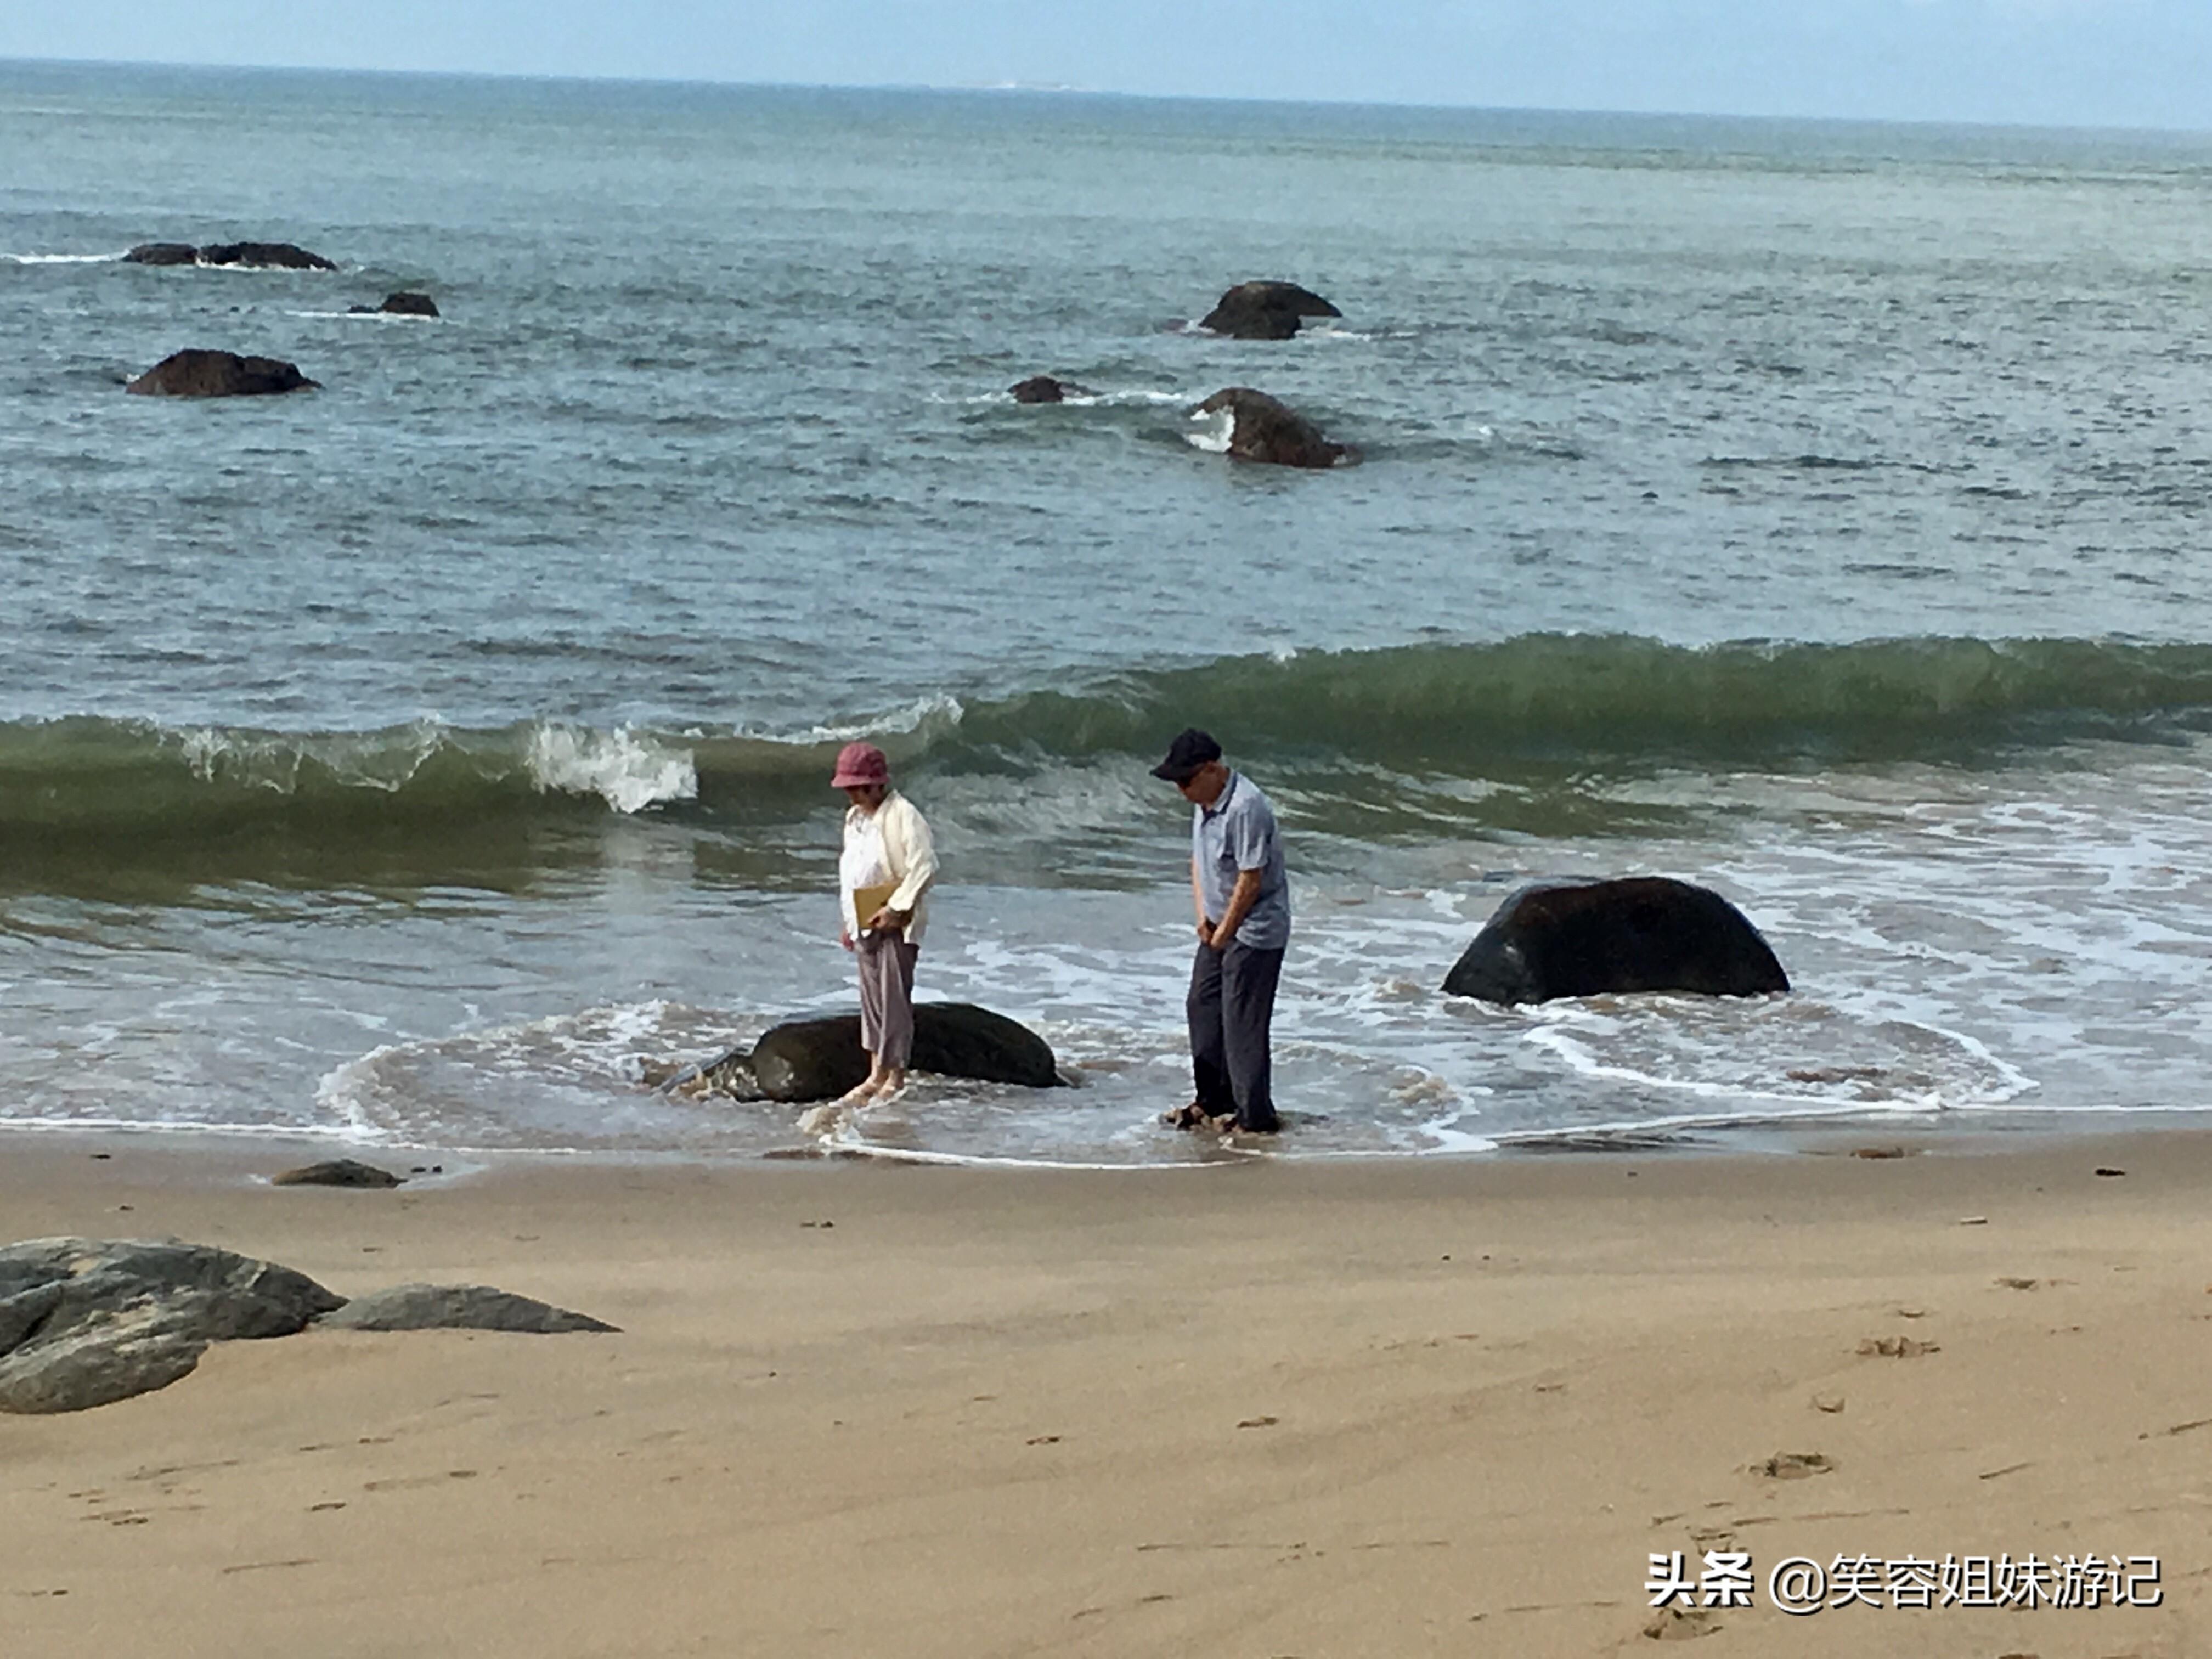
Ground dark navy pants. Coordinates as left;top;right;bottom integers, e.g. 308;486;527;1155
1187;939;1285;1132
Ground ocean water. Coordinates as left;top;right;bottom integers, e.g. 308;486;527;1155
5;59;2212;1165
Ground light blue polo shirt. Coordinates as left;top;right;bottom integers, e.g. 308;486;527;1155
1193;770;1290;950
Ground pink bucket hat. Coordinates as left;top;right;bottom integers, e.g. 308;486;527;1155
830;741;890;788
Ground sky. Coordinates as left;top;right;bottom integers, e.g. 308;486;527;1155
2;1;2207;132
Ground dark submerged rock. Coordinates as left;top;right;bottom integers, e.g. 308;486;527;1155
126;349;318;398
196;241;337;270
126;241;337;270
1198;280;1341;340
271;1158;405;1189
1442;877;1790;1005
377;291;439;317
319;1284;616;1334
0;1238;343;1414
748;1003;1062;1102
1192;387;1353;470
1009;375;1084;403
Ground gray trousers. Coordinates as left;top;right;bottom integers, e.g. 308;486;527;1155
1187;940;1284;1132
856;933;919;1069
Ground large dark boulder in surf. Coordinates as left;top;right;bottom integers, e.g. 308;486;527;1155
1009;374;1086;403
747;1003;1063;1102
126;349;319;398
196;241;337;270
0;1238;343;1414
1192;387;1353;470
122;241;200;266
319;1284;616;1334
1199;280;1341;340
377;291;439;317
1443;877;1789;1005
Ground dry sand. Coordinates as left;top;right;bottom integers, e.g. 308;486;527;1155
2;1132;2207;1657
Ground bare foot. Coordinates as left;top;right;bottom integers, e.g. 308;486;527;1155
835;1079;881;1107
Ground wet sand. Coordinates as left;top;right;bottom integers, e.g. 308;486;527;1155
2;1132;2205;1657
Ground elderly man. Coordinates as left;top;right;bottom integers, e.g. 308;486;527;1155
1151;728;1288;1133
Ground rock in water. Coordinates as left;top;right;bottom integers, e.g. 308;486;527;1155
271;1158;405;1188
1198;280;1341;340
748;1002;1062;1102
1442;877;1790;1005
319;1284;617;1334
377;291;439;317
1009;375;1084;403
124;241;337;269
0;1238;343;1414
195;241;337;270
126;349;319;398
1190;387;1353;469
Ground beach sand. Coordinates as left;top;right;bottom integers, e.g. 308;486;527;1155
2;1133;2205;1657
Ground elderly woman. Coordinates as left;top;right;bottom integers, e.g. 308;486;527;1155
831;741;938;1104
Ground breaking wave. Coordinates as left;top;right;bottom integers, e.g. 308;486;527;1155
7;636;2212;856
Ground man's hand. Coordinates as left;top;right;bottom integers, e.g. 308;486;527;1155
866;906;909;934
1195;918;1217;947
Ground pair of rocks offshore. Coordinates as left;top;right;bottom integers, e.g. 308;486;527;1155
1011;281;1353;469
124;239;439;396
126;240;336;270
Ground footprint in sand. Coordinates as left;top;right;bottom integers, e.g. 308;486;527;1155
1754;1452;1835;1480
1858;1335;1940;1357
363;1469;479;1492
1643;1605;1723;1641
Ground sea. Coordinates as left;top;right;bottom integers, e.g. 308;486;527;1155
5;59;2212;1167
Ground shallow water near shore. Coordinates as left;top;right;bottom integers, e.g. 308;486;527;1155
5;63;2212;1165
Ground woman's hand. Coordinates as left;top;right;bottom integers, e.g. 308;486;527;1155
865;907;910;933
839;926;855;952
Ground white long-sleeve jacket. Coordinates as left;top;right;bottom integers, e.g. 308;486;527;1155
841;789;938;945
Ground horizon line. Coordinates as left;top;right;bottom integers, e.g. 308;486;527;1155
4;53;2209;142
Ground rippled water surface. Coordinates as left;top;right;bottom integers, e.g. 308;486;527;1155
5;62;2211;1161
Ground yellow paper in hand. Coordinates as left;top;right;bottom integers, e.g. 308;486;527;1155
850;881;899;932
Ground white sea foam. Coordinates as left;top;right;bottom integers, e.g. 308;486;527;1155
0;1115;366;1140
1058;390;1190;408
2;251;125;264
1184;407;1234;453
526;723;697;812
784;694;966;744
931;388;1189;407
286;308;442;323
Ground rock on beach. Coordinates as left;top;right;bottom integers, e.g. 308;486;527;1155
0;1238;342;1414
318;1284;617;1334
1442;876;1790;1005
0;1237;621;1413
745;1003;1063;1102
271;1158;405;1188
